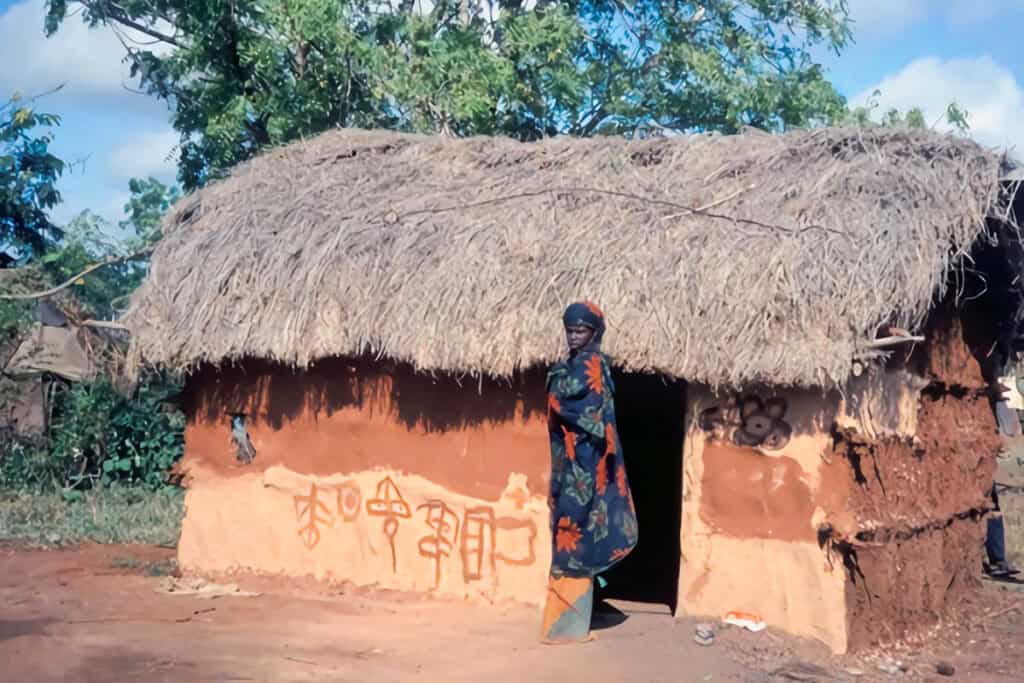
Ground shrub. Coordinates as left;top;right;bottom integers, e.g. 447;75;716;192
48;376;185;490
1;375;184;492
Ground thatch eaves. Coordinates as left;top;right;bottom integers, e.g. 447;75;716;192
125;126;1018;388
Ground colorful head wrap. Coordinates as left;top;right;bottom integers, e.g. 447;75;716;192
562;301;606;345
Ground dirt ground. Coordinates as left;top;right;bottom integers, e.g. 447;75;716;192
2;544;1023;682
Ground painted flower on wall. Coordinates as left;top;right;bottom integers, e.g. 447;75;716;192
698;395;793;451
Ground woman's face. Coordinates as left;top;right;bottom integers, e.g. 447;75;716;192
565;325;594;352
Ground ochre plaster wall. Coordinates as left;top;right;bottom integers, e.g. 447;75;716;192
180;328;995;653
678;317;999;655
177;360;551;605
678;387;851;652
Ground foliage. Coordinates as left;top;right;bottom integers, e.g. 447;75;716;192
0;126;184;494
119;177;182;246
1;94;65;260
1;373;184;494
11;177;180;319
0;96;184;504
45;376;185;491
45;1;852;190
0;485;183;546
39;210;145;318
0;272;39;335
847;90;971;133
944;101;971;133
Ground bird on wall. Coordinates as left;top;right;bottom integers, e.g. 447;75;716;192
230;414;257;464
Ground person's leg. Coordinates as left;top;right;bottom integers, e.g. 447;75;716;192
986;515;1008;566
985;487;1019;576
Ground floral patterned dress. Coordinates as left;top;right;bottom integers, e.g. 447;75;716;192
546;349;638;577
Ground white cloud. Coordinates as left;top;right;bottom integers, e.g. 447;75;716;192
99;190;132;226
46;190;126;228
846;0;1024;37
853;56;1024;157
846;0;930;36
946;0;1024;26
0;0;172;101
108;129;178;180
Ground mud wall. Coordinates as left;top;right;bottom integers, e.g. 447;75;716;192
678;387;851;652
830;317;999;651
679;315;999;654
177;359;552;604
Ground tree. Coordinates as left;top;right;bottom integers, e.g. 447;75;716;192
119;177;181;246
39;210;142;318
37;177;179;318
45;1;852;190
1;94;65;262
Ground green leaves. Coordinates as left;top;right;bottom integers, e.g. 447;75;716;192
0;372;183;493
44;1;853;190
120;177;181;246
48;376;185;491
1;96;65;258
845;89;972;133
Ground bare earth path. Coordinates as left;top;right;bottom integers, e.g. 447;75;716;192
2;544;1022;682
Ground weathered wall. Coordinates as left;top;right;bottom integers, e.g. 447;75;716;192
829;317;999;651
177;359;551;604
678;387;851;652
181;318;999;650
679;314;1000;654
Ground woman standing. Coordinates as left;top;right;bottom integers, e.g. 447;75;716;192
541;301;638;643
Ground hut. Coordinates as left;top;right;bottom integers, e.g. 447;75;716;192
126;127;1022;653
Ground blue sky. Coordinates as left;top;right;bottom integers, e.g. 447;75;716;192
2;0;1023;229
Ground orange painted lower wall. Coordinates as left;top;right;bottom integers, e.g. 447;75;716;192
177;360;552;604
179;357;991;654
180;465;551;603
679;386;852;652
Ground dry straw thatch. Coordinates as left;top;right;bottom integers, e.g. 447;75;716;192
126;126;1017;388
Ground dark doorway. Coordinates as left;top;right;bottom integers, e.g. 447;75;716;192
597;371;686;612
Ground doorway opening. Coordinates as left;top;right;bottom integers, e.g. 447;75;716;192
597;372;686;613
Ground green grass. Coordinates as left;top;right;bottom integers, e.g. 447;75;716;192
110;554;178;575
143;558;178;576
109;555;144;569
0;486;184;547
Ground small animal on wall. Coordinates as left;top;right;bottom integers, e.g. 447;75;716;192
230;414;257;464
698;395;793;451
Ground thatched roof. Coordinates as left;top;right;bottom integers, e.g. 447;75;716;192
126;126;1018;388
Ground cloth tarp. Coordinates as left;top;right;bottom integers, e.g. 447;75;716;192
4;323;94;382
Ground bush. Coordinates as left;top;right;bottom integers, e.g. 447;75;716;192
0;298;33;337
0;439;55;490
48;376;185;490
1;375;185;492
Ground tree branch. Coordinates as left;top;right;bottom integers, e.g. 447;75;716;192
0;248;153;301
573;105;608;136
80;0;182;47
80;319;131;331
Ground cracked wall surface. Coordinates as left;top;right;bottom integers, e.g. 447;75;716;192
679;315;999;653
